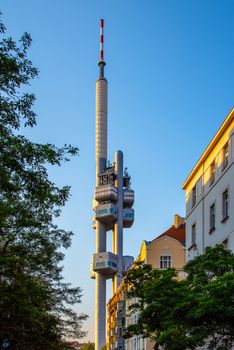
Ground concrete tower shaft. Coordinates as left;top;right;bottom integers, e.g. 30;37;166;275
95;77;108;179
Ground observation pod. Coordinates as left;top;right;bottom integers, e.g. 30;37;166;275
95;184;117;203
123;208;134;228
95;203;117;226
93;252;118;278
123;189;135;208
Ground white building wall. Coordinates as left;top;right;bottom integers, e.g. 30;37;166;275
204;165;234;249
186;128;234;260
186;197;204;260
125;298;148;350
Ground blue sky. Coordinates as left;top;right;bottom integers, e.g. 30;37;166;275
1;0;234;341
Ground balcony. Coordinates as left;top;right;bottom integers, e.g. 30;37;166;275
93;252;118;277
123;208;134;228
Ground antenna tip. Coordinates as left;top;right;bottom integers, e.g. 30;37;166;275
99;18;105;65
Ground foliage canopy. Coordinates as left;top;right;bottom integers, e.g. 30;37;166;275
124;245;234;350
0;16;87;350
80;342;95;350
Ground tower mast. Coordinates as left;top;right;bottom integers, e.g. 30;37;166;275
95;18;108;350
92;19;135;350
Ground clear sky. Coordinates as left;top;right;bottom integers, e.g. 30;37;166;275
1;0;234;341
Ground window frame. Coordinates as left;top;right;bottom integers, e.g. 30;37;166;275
222;239;228;248
222;142;229;170
209;202;215;232
222;189;229;221
209;160;216;186
159;255;172;269
191;186;196;208
191;223;196;245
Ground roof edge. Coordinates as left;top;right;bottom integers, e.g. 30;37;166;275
182;107;234;190
151;234;185;247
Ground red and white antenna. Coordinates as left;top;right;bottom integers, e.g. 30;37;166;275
98;19;105;77
100;19;104;62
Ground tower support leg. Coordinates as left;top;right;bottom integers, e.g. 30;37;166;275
95;221;107;350
95;273;106;350
114;151;124;290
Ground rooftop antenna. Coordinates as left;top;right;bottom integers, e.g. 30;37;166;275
98;19;105;78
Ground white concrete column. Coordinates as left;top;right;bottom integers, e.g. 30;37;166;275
95;77;108;350
114;150;123;289
112;229;116;294
95;272;106;350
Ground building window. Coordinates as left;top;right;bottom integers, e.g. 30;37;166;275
222;239;228;248
222;189;229;221
191;223;196;245
160;256;171;269
191;186;196;207
222;142;229;170
119;327;122;338
209;203;215;232
210;160;216;186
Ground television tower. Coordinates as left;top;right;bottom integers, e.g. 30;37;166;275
91;20;135;350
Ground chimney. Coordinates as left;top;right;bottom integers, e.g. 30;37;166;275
174;214;185;228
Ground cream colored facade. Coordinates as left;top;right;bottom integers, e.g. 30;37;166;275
182;107;234;260
107;215;186;350
146;237;185;278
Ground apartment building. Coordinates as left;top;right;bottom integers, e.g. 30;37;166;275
182;107;234;260
107;215;186;350
107;284;126;350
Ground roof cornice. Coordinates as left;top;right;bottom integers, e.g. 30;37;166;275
182;107;234;190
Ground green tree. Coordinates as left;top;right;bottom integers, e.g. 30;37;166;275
124;245;234;350
80;342;95;350
0;16;87;349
